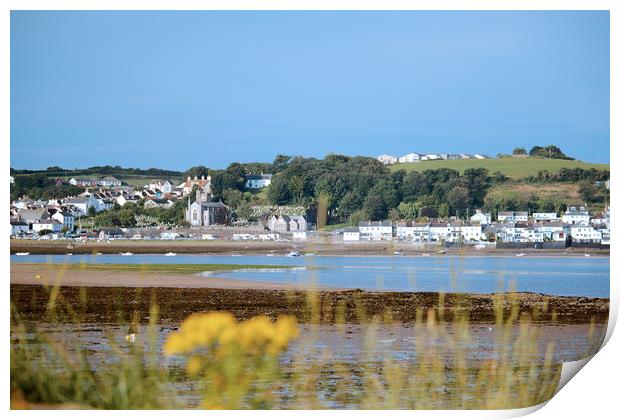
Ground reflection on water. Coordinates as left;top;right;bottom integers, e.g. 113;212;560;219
12;254;610;297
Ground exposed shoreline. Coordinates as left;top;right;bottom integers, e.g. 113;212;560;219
10;239;610;257
10;264;609;325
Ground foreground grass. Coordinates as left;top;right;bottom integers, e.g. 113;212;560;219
13;262;296;274
390;156;609;179
11;283;605;409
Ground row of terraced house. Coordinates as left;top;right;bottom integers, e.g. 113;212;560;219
341;204;610;246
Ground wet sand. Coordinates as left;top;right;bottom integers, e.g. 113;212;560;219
11;263;306;290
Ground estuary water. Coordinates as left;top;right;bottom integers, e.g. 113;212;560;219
11;254;610;298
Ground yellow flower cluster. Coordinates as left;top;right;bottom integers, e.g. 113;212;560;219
164;312;299;357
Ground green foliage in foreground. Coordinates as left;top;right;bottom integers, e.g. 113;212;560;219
11;287;605;409
11;304;172;409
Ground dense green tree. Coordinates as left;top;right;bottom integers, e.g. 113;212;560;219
446;185;471;216
267;176;291;205
222;188;244;209
363;194;387;220
272;154;292;173
388;208;401;222
528;145;573;160
512;147;527;155
349;209;369;226
578;182;600;203
397;202;418;220
183;166;210;179
288;175;308;203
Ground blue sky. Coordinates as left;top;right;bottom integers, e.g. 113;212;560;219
11;11;609;170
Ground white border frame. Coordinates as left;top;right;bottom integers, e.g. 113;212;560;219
3;2;616;419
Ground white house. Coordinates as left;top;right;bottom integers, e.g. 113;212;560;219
32;219;63;233
496;223;529;242
397;153;421;163
342;227;360;241
421;154;442;161
562;204;590;225
116;194;140;207
69;177;98;187
267;215;307;232
459;223;483;242
429;222;460;242
64;197;97;215
144;198;174;209
377;154;398;165
570;225;602;243
148;180;174;194
538;221;569;242
522;227;544;243
359;220;393;240
590;213;606;226
98;176;122;188
497;211;528;222
532;213;559;222
92;197;115;212
51;211;75;232
470;210;492;225
473;154;488;159
245;174;273;189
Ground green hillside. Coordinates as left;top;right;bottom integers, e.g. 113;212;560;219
389;156;609;179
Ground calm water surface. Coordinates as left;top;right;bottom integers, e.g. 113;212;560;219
12;254;610;298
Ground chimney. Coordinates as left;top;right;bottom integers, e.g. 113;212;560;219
201;175;205;180
187;176;190;182
194;176;197;181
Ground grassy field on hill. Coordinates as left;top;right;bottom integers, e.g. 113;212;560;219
389;156;609;179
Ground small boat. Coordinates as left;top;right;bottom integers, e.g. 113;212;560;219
584;254;590;257
421;253;431;257
288;251;301;257
96;252;102;255
165;252;177;256
437;249;447;254
15;252;30;256
394;251;402;255
120;252;133;256
67;253;73;256
515;253;525;257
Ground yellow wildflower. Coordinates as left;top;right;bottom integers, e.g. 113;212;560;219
186;355;203;376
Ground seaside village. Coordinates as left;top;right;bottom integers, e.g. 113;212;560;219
10;173;610;249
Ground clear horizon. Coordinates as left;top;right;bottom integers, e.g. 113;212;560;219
11;11;610;170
